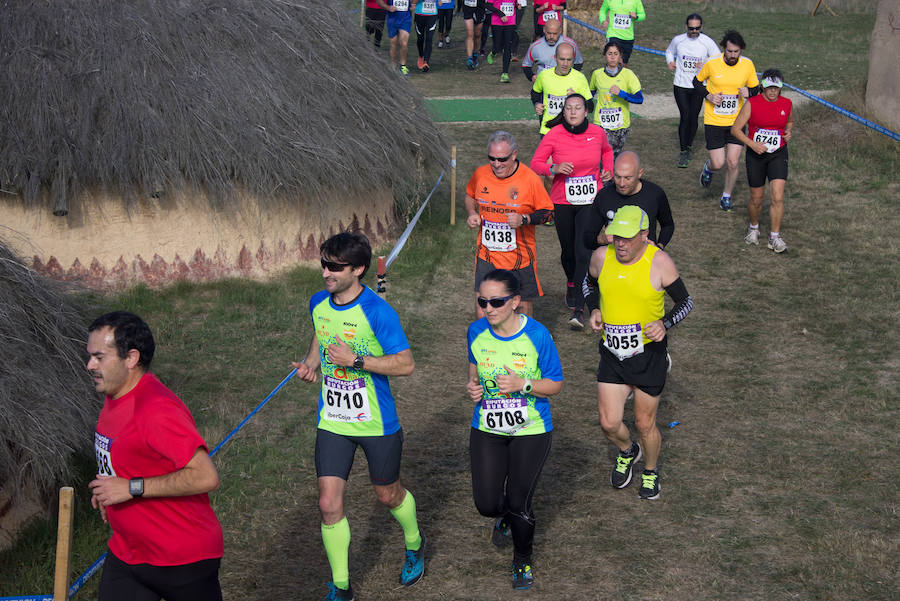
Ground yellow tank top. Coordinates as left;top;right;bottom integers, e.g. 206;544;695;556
598;244;664;348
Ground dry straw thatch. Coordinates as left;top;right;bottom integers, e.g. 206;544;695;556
0;0;448;216
0;240;98;506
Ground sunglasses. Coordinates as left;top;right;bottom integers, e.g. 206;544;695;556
477;294;515;309
687;26;701;31
488;152;514;163
321;258;351;271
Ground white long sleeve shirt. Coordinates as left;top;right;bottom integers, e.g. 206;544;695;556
665;32;720;88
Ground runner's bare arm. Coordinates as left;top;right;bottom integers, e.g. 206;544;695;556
292;335;321;382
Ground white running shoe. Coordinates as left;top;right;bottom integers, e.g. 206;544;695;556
767;235;787;253
744;228;759;245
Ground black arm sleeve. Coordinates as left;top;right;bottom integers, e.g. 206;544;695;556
527;208;551;225
585;277;599;313
574;62;584;71
523;66;534;81
531;89;543;104
484;3;502;17
662;277;693;330
656;194;675;249
748;84;761;97
582;202;608;251
585;97;594;113
692;76;707;96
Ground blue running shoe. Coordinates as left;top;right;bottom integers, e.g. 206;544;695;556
400;533;426;586
324;582;354;601
719;196;733;212
512;562;534;590
699;159;713;188
466;56;475;70
492;517;512;547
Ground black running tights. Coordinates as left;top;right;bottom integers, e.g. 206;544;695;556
673;85;704;151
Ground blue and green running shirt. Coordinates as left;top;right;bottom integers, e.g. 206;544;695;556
467;316;563;436
310;286;410;436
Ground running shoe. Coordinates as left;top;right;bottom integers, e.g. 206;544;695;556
568;309;584;331
511;55;519;62
487;51;495;64
491;517;512;547
324;582;355;601
466;56;476;70
499;72;510;83
686;146;693;162
479;48;486;56
399;64;409;77
422;61;430;73
417;56;426;69
699;159;712;188
719;196;733;212
666;352;672;374
544;218;554;226
768;235;787;253
512;562;534;590
400;533;426;586
437;40;444;48
677;150;690;169
565;284;575;309
610;442;642;489
444;35;451;45
744;227;759;245
638;469;660;500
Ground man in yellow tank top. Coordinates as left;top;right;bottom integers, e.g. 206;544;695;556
585;206;693;500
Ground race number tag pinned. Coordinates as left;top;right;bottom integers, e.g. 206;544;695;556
481;397;529;434
753;128;781;153
323;375;372;423
95;432;117;477
500;1;515;17
565;175;597;205
482;220;517;251
422;0;437;14
603;323;644;359
547;94;566;116
543;10;559;20
681;55;702;72
714;94;739;116
394;0;410;10
613;13;631;28
598;107;623;129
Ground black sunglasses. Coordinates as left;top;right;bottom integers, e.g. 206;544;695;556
488;152;514;163
477;294;515;309
321;258;351;271
687;26;701;31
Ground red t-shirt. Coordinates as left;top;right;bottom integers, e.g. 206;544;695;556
95;373;224;566
535;0;563;25
747;94;792;151
530;122;614;205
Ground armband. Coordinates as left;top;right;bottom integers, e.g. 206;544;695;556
662;277;693;330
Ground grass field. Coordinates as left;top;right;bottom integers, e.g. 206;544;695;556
1;1;898;600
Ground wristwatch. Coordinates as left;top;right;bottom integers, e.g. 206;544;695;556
353;355;365;370
129;477;144;498
522;379;533;394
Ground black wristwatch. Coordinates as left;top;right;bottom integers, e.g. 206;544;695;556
129;477;144;498
353;355;365;370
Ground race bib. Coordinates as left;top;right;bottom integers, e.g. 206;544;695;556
603;323;644;360
421;0;437;14
598;106;623;129
542;9;559;20
94;432;116;477
394;0;409;10
613;13;631;28
481;397;530;434
465;0;477;6
565;175;597;204
547;93;565;116
714;94;739;116
753;128;781;153
680;55;702;73
500;1;515;17
481;220;517;251
322;375;372;423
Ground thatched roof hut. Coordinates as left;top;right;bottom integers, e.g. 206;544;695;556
0;241;98;548
0;0;448;288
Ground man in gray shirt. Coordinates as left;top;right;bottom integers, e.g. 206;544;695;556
521;18;583;82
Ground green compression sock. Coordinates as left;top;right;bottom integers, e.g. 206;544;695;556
389;489;422;550
321;517;351;589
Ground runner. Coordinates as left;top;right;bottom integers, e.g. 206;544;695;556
533;0;565;40
415;0;440;71
521;18;584;82
730;69;794;253
291;232;425;601
532;42;592;135
597;0;645;66
586;206;693;501
462;0;487;69
590;40;643;157
466;269;563;590
87;311;224;601
485;0;519;82
530;93;614;329
365;0;388;49
694;29;760;212
465;130;553;317
437;0;454;48
665;13;719;168
379;0;415;77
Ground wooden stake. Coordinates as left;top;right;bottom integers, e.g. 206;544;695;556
53;487;74;601
563;10;568;37
376;255;387;298
450;146;457;225
811;0;837;16
360;0;365;28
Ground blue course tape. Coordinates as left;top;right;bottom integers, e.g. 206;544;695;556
0;596;52;600
563;13;900;142
385;169;445;270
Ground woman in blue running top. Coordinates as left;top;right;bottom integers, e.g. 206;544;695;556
466;269;564;591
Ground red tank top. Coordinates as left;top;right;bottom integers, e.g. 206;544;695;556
747;95;792;151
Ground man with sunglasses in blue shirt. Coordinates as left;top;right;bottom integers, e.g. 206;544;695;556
291;232;425;601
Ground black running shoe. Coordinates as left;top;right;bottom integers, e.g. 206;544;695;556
610;442;642;489
491;517;512;547
638;469;660;500
512;562;534;590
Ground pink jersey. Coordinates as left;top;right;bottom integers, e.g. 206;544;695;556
489;0;517;26
530;122;614;205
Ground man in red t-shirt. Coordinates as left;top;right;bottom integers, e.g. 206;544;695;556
87;311;223;601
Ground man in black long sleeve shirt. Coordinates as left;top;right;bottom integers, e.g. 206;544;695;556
583;151;675;251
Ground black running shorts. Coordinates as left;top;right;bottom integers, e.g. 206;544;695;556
746;145;788;187
315;428;404;485
596;340;667;397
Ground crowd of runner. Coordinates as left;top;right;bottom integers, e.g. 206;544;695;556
83;4;796;601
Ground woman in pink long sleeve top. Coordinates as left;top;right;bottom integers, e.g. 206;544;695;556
530;93;614;329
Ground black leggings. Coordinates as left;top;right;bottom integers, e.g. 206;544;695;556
553;203;594;310
365;7;386;47
673;85;704;151
491;24;516;73
438;8;453;33
415;14;439;62
99;552;222;601
470;428;552;564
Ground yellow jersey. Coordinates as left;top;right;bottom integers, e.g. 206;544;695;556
695;54;759;127
598;244;663;357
